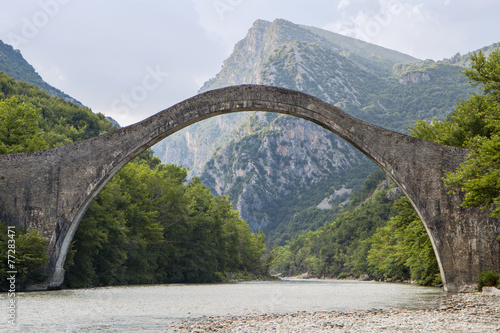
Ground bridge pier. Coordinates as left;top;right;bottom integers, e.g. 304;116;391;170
0;85;498;291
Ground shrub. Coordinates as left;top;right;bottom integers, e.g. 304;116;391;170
477;270;500;291
0;222;49;290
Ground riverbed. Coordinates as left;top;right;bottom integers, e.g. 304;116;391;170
173;293;500;332
0;279;470;332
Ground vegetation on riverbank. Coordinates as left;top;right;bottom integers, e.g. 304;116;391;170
272;171;441;285
0;222;49;290
64;151;269;288
477;270;500;291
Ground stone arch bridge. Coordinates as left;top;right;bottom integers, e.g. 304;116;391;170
0;85;498;292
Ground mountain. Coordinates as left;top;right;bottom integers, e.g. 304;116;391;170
152;19;483;244
200;19;418;92
152;19;419;176
200;113;375;239
0;40;83;105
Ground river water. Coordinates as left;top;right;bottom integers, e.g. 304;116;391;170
1;279;444;332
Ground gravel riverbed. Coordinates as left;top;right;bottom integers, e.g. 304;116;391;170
167;293;500;332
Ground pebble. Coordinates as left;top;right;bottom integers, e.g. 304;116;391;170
166;293;500;332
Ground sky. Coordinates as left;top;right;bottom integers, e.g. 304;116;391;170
0;0;498;126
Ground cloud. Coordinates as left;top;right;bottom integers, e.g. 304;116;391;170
0;1;230;126
338;0;352;9
325;0;500;60
1;0;499;125
323;1;447;59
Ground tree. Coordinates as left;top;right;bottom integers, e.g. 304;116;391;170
64;151;268;287
0;96;48;154
367;197;440;285
0;71;117;153
409;48;500;216
0;222;49;290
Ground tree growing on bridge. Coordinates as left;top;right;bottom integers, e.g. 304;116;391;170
410;48;500;217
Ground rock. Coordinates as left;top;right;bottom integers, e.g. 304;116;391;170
399;71;431;85
168;293;500;332
385;187;403;201
482;286;500;295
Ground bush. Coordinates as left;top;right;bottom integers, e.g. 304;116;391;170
0;222;49;290
477;270;500;291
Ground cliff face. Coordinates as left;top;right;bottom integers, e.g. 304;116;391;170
152;19;476;243
200;113;369;232
152;113;249;176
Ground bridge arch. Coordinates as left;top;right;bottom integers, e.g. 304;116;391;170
0;85;498;292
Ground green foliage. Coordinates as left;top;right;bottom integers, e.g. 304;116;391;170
409;48;500;217
367;197;440;285
0;222;49;290
346;170;387;209
477;270;500;290
64;151;268;288
0;96;48;154
445;135;500;216
440;43;499;68
273;173;440;286
0;71;117;154
392;60;437;77
274;176;397;278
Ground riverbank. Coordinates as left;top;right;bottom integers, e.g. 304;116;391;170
168;293;500;332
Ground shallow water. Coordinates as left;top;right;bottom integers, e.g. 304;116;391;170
1;279;444;332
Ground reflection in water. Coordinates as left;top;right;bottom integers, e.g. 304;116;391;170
1;279;443;332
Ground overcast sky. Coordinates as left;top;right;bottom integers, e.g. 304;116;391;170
0;0;498;126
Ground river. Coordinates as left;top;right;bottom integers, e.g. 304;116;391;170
1;279;444;332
